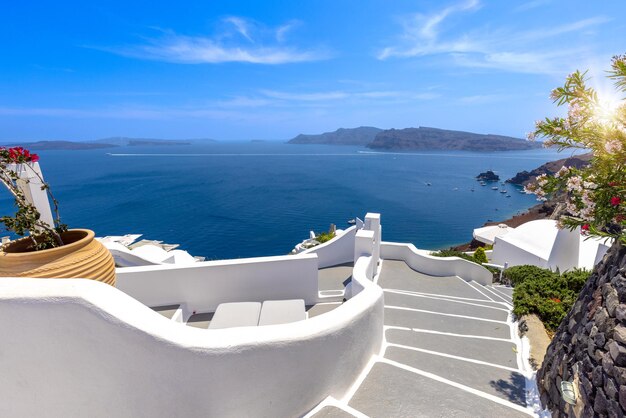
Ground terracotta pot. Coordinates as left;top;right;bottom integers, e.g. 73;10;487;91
0;229;116;286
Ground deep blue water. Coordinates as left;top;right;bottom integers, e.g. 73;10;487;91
0;142;574;260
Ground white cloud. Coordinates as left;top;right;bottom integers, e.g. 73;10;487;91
260;90;349;101
378;1;611;75
223;17;254;42
514;0;552;12
98;17;327;65
275;20;301;42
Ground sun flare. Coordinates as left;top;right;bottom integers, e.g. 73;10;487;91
593;91;622;124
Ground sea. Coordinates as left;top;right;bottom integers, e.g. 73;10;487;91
0;141;577;260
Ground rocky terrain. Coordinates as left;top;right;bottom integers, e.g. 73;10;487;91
538;242;626;417
507;153;592;186
476;170;500;181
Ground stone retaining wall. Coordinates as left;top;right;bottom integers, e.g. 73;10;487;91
538;242;626;417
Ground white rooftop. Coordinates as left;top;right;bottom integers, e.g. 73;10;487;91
473;223;515;245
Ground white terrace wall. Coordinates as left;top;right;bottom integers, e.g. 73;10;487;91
115;253;319;313
381;242;493;285
0;273;384;418
302;225;357;268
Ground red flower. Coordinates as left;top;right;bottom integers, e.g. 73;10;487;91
617;214;626;223
581;224;590;231
30;153;39;163
609;182;618;187
611;197;621;207
550;297;561;303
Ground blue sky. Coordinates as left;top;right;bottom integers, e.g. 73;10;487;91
1;1;625;141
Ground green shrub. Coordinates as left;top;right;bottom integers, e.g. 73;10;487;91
504;265;555;286
561;268;591;292
511;266;591;332
473;247;488;264
431;249;476;263
315;231;335;243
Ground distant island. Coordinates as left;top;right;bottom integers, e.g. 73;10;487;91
288;126;541;151
367;127;541;151
94;137;197;146
3;137;209;151
3;140;118;150
476;170;500;182
287;126;382;146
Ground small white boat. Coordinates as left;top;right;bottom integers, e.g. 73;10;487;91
500;189;507;194
491;186;499;190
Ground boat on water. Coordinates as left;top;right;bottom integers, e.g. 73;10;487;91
500;189;507;194
347;219;356;225
506;195;511;198
426;182;432;186
491;186;499;190
480;181;487;186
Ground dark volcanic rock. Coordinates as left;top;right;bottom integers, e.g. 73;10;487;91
367;126;540;151
476;170;500;181
538;242;626;417
507;153;592;186
287;126;382;145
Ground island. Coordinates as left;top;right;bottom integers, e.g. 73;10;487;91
476;170;500;181
506;153;592;186
367;127;542;151
94;137;195;146
287;127;382;146
3;141;118;150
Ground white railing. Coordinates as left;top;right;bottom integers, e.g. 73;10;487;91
302;225;357;269
380;242;493;285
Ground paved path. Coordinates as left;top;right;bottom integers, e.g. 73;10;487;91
309;260;535;418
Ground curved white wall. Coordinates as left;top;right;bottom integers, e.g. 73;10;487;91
115;253;320;312
302;226;357;268
0;266;383;417
380;242;493;285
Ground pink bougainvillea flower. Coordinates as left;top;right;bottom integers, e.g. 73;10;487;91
611;196;621;206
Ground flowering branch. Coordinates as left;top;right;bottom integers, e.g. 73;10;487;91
0;146;67;250
525;54;626;243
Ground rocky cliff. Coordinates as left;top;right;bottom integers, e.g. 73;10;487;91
287;127;382;145
507;153;592;186
537;242;626;417
367;127;540;151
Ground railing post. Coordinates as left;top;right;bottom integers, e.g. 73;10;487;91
500;262;508;283
354;229;375;280
364;213;381;268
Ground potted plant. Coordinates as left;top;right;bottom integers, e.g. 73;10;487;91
0;146;115;285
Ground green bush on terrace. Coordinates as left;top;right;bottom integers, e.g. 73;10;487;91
473;247;488;264
315;231;336;243
431;249;475;263
507;266;591;332
432;247;493;268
